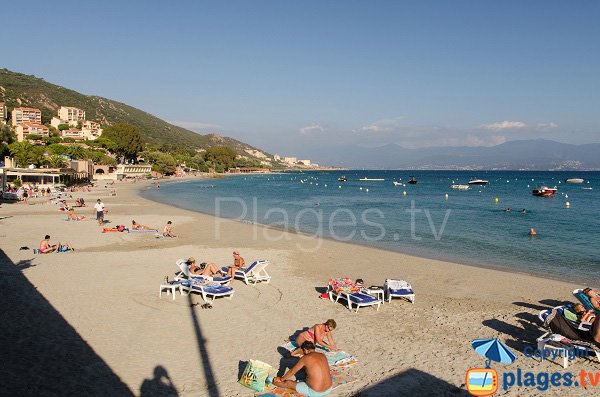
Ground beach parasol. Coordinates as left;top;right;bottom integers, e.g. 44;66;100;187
471;338;516;366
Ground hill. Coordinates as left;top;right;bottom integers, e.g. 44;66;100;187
0;69;270;158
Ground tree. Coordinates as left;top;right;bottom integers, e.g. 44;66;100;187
203;146;236;170
67;145;86;160
101;123;143;163
0;124;15;144
57;123;70;131
44;154;68;168
8;141;33;167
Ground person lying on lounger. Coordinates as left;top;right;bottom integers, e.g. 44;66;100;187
273;341;333;397
225;251;245;283
186;257;225;277
67;209;86;221
131;220;155;230
292;319;337;356
583;288;600;312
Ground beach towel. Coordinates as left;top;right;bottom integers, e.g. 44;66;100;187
255;369;356;397
278;342;358;368
328;277;361;294
129;229;159;233
385;279;412;290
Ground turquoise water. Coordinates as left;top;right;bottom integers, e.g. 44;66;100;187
142;171;600;284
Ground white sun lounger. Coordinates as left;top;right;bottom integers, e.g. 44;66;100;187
221;259;271;285
384;279;415;304
174;259;232;285
179;279;234;303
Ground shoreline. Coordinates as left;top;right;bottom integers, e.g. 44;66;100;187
140;177;593;287
1;178;591;397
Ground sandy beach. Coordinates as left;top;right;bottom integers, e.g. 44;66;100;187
1;178;594;397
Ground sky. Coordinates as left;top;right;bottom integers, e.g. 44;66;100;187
3;0;599;160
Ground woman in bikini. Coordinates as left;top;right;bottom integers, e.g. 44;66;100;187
292;319;338;356
226;251;245;283
187;257;225;278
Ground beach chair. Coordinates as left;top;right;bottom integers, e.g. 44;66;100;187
537;332;600;368
327;277;381;313
179;279;234;303
384;279;415;304
538;305;593;332
174;259;232;285
221;259;271;285
573;289;600;314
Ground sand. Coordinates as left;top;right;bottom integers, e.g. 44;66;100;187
0;178;594;397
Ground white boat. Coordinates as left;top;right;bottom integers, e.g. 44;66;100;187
468;179;489;185
359;178;385;181
451;184;470;190
393;181;402;186
565;178;585;184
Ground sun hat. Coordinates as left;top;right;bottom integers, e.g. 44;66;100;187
188;257;196;263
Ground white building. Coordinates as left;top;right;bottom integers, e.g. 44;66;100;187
58;106;85;126
81;120;102;140
283;157;297;164
12;107;42;126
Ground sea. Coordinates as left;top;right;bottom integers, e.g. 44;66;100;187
142;170;600;285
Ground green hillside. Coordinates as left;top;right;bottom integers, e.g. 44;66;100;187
0;69;269;157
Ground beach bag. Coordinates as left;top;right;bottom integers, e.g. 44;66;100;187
544;308;590;341
238;359;274;392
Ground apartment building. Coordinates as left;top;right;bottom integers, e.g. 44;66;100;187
0;102;7;122
81;120;102;140
15;122;49;142
58;106;85;126
12;107;42;126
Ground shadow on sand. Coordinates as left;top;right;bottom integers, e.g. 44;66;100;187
350;368;468;396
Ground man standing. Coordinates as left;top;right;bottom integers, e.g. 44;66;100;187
272;341;332;396
94;199;105;226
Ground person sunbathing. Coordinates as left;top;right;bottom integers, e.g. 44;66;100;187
225;251;245;283
40;235;59;253
273;341;333;397
186;257;225;277
163;221;177;237
292;319;337;356
583;288;600;311
67;209;86;221
131;220;155;230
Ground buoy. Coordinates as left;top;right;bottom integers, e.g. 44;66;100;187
324;184;327;187
565;194;568;198
495;197;499;203
403;191;407;196
359;187;363;190
366;188;369;192
445;193;449;200
338;185;341;189
566;201;570;207
529;228;537;236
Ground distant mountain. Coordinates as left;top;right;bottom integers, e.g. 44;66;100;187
0;69;270;159
308;139;600;170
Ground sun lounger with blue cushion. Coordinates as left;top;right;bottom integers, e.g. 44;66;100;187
327;277;381;313
221;259;271;285
174;259;232;285
384;279;415;304
179;279;234;303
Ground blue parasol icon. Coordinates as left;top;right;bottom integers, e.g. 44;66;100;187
472;338;517;367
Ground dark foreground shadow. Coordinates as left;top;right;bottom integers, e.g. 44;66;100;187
140;366;179;397
0;248;134;396
351;368;468;396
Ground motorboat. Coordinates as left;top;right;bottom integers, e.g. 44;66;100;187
564;178;585;184
393;181;403;186
451;184;470;190
359;178;385;181
337;176;347;182
532;185;557;197
408;176;417;184
468;179;488;185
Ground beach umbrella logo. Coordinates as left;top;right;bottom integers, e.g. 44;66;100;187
466;338;516;396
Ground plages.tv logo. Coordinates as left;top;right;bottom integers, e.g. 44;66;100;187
467;338;517;396
466;367;498;396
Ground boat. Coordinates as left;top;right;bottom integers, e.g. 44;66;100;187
468;179;488;185
393;181;403;186
337;176;347;182
565;178;585;184
407;176;417;184
451;184;470;190
359;178;385;181
532;185;557;197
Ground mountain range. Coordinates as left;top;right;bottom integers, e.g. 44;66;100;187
307;139;600;170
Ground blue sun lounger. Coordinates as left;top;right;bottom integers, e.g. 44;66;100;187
179;280;234;303
221;259;271;285
174;259;232;285
384;279;415;304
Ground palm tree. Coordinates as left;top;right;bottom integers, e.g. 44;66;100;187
45;154;68;169
8;141;33;167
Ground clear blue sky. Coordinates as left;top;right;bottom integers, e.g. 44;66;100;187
4;0;599;159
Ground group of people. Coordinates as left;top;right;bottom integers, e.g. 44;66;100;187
545;287;600;346
184;250;244;282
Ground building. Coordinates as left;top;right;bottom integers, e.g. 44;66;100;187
116;164;152;178
12;107;42;126
298;160;311;166
15;122;50;142
0;102;7;122
58;106;85;126
60;128;85;140
81;120;102;140
283;157;297;164
229;167;271;174
273;154;281;161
